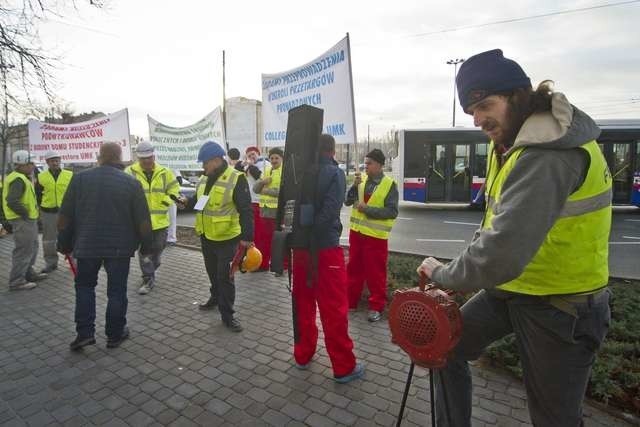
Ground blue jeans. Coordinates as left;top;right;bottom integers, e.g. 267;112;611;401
75;257;131;339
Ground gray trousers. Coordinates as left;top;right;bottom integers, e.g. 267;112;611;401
434;288;610;427
40;211;59;268
8;218;39;287
138;228;168;283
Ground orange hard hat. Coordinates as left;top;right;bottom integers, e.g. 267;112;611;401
241;246;262;273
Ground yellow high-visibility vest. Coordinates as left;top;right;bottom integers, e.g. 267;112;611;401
125;163;180;230
2;171;38;220
194;166;242;241
349;174;396;240
258;165;282;209
484;140;612;295
37;169;73;209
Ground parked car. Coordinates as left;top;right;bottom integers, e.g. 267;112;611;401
174;171;197;210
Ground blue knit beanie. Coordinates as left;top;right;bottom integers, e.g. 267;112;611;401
456;49;531;112
197;141;226;162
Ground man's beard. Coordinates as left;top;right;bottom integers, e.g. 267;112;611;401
488;105;527;148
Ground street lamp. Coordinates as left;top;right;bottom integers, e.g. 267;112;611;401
446;58;464;127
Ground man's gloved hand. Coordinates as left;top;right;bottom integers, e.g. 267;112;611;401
416;257;444;281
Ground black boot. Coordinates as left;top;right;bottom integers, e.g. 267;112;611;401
223;317;243;333
198;296;218;310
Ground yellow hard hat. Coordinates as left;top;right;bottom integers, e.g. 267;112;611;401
241;246;262;273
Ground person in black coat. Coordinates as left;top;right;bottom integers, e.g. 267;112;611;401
58;142;152;350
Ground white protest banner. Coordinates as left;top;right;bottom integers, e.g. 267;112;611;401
148;108;224;171
28;109;131;163
261;35;356;146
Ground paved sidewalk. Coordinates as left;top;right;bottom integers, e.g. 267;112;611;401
0;237;631;426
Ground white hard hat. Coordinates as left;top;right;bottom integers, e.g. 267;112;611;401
136;141;155;158
12;150;33;165
44;150;61;160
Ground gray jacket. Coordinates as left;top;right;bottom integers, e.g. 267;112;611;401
432;93;601;292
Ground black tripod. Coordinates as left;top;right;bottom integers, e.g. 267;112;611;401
396;362;451;427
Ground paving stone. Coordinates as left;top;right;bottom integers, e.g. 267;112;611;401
0;240;626;427
51;405;78;423
157;408;180;425
205;398;232;416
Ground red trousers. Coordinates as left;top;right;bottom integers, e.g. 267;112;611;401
292;247;356;377
251;203;268;269
256;217;288;271
347;230;389;312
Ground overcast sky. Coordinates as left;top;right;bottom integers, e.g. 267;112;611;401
39;0;640;140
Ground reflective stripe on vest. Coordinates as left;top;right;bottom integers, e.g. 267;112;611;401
2;171;38;220
38;169;73;208
258;165;282;209
483;140;611;295
194;166;242;241
349;174;396;240
126;163;180;230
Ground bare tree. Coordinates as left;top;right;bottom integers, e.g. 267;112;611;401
1;0;106;178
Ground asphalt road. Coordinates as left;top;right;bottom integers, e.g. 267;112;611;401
177;203;640;280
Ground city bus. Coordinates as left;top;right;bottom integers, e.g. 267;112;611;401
393;119;640;207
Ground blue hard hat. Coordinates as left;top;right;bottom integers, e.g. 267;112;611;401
197;141;226;162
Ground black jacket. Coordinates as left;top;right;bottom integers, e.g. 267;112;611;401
312;155;345;249
57;164;152;258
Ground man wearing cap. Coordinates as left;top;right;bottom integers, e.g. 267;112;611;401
417;49;611;426
2;150;47;290
253;147;286;272
240;147;266;265
125;141;183;295
36;150;73;273
194;141;254;332
345;149;398;322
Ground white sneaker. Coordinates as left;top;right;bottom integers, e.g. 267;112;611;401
138;284;150;295
367;310;382;322
10;282;37;291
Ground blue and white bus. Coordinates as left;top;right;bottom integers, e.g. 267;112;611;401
393;119;640;207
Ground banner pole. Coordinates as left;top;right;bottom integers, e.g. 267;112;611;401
346;32;358;177
124;108;132;162
222;50;229;152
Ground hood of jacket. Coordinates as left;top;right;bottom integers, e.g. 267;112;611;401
512;92;600;151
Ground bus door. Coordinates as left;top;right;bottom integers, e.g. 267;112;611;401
602;143;634;204
427;144;446;201
427;144;471;202
451;144;471;201
634;141;640;206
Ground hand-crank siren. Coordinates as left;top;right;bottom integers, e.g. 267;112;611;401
388;275;462;368
388;274;462;426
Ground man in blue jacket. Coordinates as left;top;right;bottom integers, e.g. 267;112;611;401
291;134;364;384
58;142;152;350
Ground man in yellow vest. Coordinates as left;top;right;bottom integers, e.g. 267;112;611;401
36;150;73;273
345;149;398;322
194;141;254;332
253;147;285;272
2;150;47;290
125;141;182;295
417;49;612;427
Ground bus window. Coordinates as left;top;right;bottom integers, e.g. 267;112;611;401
454;145;469;172
473;143;488;178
